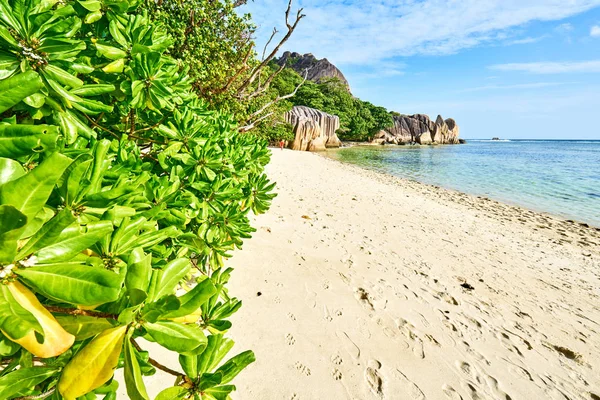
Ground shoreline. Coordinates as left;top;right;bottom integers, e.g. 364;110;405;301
322;144;600;230
320;147;600;232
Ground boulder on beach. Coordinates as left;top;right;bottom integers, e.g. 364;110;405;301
285;106;341;151
373;114;460;145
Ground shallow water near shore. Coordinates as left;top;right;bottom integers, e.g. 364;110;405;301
326;139;600;227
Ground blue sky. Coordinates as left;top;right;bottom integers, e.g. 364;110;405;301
240;1;600;139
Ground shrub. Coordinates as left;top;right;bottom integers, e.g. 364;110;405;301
0;0;275;399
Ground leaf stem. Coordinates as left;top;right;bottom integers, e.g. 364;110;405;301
82;113;120;139
44;306;119;320
131;339;183;377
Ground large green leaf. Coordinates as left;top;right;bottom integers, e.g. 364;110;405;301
0;205;27;263
196;334;235;375
15;208;76;261
34;220;113;263
148;258;190;301
16;264;124;306
0;70;44;113
0;152;72;223
162;277;216;319
144;321;206;355
124;247;151;294
123;332;150;400
0;124;61;158
0;366;59;399
215;350;255;384
0;284;42;340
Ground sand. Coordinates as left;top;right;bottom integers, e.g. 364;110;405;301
130;149;600;399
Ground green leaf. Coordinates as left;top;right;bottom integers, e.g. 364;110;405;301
154;386;188;400
0;71;44;113
215;350;255;384
124;331;150;400
178;354;197;379
150;258;190;301
0;158;24;185
55;315;113;340
0;331;19;356
203;385;236;400
196;334;234;375
0;124;61;158
0;367;59;399
0;205;27;263
125;247;151;294
0;284;42;340
144;321;206;355
34;220;113;263
44;64;83;88
0;152;72;222
16;207;76;260
162;277;216;319
16;264;124;306
70;84;116;96
96;43;127;60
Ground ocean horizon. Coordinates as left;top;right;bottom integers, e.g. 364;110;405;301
327;139;600;227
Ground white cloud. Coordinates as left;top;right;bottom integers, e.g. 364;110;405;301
555;23;574;33
241;0;600;66
459;82;577;92
591;25;600;36
489;61;600;74
505;35;548;45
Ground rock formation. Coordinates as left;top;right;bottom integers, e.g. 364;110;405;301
285;106;341;151
372;114;460;145
277;52;350;92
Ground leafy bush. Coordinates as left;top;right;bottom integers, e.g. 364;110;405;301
0;0;275;399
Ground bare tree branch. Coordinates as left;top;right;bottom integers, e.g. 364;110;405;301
238;112;274;132
262;28;278;61
236;0;305;96
238;68;309;132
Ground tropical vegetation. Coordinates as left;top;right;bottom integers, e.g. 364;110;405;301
0;0;276;399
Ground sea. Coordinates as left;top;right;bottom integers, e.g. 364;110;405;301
326;140;600;227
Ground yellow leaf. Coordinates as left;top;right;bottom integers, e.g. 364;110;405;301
5;281;75;358
169;309;202;324
58;325;127;400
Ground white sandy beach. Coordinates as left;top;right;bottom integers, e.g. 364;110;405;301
131;149;600;399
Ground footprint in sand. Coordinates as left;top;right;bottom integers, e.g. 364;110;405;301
285;334;296;345
365;360;384;398
332;369;343;381
396;318;425;359
305;285;317;309
392;369;426;399
336;331;361;360
287;312;297;321
294;361;311;376
323;306;333;322
331;355;343;365
442;384;463;400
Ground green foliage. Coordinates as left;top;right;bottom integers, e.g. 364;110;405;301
273;70;393;141
0;0;276;399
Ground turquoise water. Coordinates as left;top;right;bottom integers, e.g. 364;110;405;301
327;140;600;227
